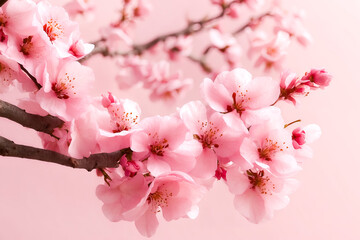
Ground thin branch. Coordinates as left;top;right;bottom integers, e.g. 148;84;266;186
80;0;243;62
0;99;64;135
0;136;129;171
188;55;212;73
19;64;42;90
232;12;273;35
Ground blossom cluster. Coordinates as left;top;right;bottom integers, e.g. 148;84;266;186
83;0;315;102
0;0;332;238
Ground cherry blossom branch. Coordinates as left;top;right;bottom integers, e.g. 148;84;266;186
80;0;243;62
0;0;8;7
232;12;273;36
0;99;64;136
0;136;129;171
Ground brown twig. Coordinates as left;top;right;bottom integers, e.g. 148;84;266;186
19;64;42;90
80;0;243;62
0;136;129;171
232;12;273;35
0;99;64;136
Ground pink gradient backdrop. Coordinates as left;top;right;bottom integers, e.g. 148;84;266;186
1;0;359;239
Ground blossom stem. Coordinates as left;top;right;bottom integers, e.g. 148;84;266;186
0;135;129;171
284;119;301;128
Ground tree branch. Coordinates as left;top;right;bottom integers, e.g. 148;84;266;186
0;136;129;171
80;0;243;62
0;0;8;7
232;12;273;35
0;99;64;135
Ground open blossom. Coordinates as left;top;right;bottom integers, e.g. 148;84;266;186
240;119;301;176
96;173;150;223
35;59;94;121
36;1;80;57
97;93;141;152
122;172;205;237
0;54;34;93
144;61;193;102
253;31;290;71
115;56;148;89
180;101;245;179
131;115;200;176
0;0;38;37
273;8;312;47
226;166;298;223
5;33;54;75
64;0;95;19
202;68;280;128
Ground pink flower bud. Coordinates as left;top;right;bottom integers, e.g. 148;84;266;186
302;69;332;88
292;127;306;149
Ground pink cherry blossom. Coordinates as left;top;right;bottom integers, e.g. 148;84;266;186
292;124;321;162
0;54;35;93
36;1;80;57
273;8;312;47
119;155;145;177
301;68;332;89
38;122;71;156
97;93;141;152
0;0;38;37
35;59;94;121
115;56;148;89
96;173;149;222
129;172;205;237
131;115;200;176
202;68;280;127
180;101;245;179
226;166;298;223
253;31;290;71
240;120;301;176
64;0;95;20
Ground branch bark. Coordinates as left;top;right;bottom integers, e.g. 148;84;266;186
0;99;64;135
0;136;128;171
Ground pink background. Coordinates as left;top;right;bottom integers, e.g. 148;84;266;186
1;0;360;239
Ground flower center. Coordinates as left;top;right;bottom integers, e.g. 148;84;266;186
43;19;64;42
20;36;34;56
149;135;169;156
0;13;8;27
226;90;251;115
247;169;275;195
147;188;173;213
51;73;76;99
193;121;222;149
109;107;139;133
257;138;287;161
